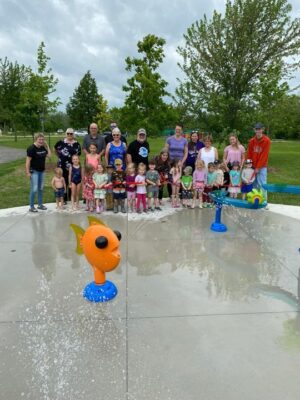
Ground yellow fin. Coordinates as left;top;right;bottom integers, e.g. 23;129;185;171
70;224;85;255
87;216;106;226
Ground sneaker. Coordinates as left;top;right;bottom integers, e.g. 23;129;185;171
37;204;47;210
29;207;38;213
199;204;203;209
154;206;162;211
96;206;100;214
143;209;148;213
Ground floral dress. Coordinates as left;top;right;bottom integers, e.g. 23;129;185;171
83;175;95;200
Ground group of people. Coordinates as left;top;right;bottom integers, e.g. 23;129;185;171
25;122;271;213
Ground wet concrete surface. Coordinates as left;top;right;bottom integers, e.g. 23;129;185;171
0;208;300;399
0;145;25;163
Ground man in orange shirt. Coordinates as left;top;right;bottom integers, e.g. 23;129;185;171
247;123;271;200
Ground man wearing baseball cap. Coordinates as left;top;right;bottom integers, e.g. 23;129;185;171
127;128;150;167
247;123;271;199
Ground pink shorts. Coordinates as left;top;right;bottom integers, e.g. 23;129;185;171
127;191;136;200
194;182;204;192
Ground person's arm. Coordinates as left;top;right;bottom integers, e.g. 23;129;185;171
240;146;245;167
182;143;188;164
25;156;32;178
63;177;66;191
223;148;228;165
105;143;110;166
214;147;218;162
82;135;89;155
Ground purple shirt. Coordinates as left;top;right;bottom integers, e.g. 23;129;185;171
224;145;245;164
193;169;207;185
166;136;188;161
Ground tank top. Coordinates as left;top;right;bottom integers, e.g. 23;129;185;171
200;147;216;167
109;142;126;170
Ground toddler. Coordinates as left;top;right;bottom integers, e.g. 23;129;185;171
83;163;95;211
105;164;114;210
204;162;218;206
181;166;193;208
146;159;161;211
111;158;127;213
135;163;147;213
126;163;137;212
241;159;255;200
69;154;82;210
169;159;182;208
51;167;66;209
192;160;207;208
93;163;108;213
214;160;224;188
228;161;241;198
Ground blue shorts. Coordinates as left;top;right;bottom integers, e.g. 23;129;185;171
241;183;253;193
55;188;65;198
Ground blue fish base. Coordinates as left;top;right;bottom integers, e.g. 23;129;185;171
211;222;227;232
83;280;118;302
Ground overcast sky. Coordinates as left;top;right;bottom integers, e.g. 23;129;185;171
1;0;300;111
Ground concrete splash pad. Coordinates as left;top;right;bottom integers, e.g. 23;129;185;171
0;206;300;400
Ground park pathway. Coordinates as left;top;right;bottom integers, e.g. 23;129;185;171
0;146;25;164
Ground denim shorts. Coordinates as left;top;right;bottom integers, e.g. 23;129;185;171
55;188;65;198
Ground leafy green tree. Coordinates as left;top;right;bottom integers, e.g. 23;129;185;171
177;0;300;129
66;71;100;128
44;111;70;132
96;94;110;131
122;34;170;135
16;42;60;133
0;58;30;131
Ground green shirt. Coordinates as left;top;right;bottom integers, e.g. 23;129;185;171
181;175;192;189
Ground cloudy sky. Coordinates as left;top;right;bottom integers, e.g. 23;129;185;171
1;0;300;111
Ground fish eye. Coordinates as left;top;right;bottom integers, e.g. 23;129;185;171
95;236;108;249
114;230;122;241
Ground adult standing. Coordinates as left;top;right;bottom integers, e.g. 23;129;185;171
26;133;51;212
197;135;218;167
82;122;106;158
165;123;188;165
126;128;150;167
54;127;81;202
247;123;271;199
105;121;127;145
105;127;127;169
223;133;245;169
186;131;204;171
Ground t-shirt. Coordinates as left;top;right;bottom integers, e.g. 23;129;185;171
27;144;48;172
127;140;150;166
207;171;217;186
146;170;159;185
83;134;105;154
181;175;193;189
135;174;147;194
193;169;207;185
224;145;245;164
166;136;188;161
186;141;205;168
230;170;241;186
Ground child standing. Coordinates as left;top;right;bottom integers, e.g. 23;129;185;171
126;163;137;213
86;143;100;171
93;163;108;213
192;160;207;208
69;154;82;210
241;159;255;200
220;162;230;192
83;163;95;211
155;150;170;205
51;167;66;209
146;159;161;211
111;159;127;213
105;164;114;211
181;166;193;208
214;160;224;189
205;162;218;206
169;159;182;208
135;163;147;213
228;161;241;198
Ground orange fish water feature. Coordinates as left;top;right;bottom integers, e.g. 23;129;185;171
70;216;121;302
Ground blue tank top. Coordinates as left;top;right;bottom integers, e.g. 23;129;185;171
109;142;126;170
71;166;82;184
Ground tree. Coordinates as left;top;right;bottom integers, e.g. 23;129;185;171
122;34;170;135
177;0;300;129
0;58;31;131
16;42;60;133
66;71;100;128
96;94;110;131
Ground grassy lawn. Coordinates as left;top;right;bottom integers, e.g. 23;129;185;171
0;137;299;209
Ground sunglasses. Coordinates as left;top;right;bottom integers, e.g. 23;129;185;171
67;132;73;135
112;134;120;137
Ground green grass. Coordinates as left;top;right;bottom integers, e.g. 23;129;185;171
0;138;299;209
